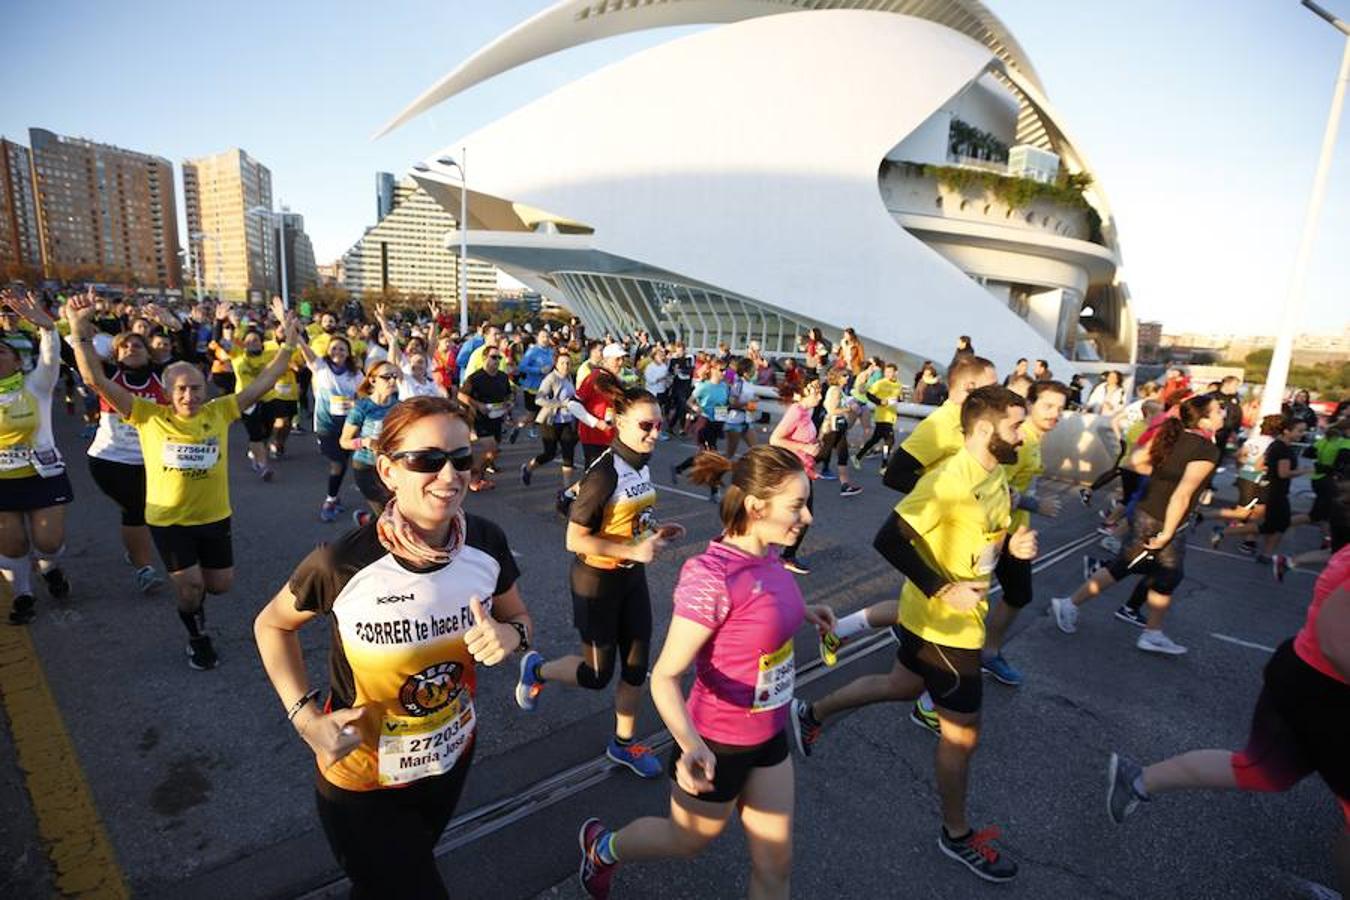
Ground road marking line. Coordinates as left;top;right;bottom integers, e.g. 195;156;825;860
0;586;128;899
1209;633;1276;653
654;482;714;501
1188;545;1315;574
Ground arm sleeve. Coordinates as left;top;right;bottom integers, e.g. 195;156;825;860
872;512;947;597
569;461;616;531
672;554;730;630
882;446;924;493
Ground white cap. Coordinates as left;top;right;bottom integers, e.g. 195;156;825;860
602;343;626;359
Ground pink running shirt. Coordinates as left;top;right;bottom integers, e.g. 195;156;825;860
1294;544;1350;685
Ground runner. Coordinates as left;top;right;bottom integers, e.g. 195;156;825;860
792;385;1033;883
79;326;167;595
67;293;301;668
769;379;823;576
1051;393;1225;654
298;332;361;523
577;446;835;900
521;351;579;490
0;289;73;625
341;360;401;523
514;386;684;779
254;396;533;899
572;343;627;471
642;346;672;438
518;330;554;439
721;358;758;458
262;313;304;458
853;361;903;471
814;369;863;497
672;359;730;498
221;324;286;482
457;344;516;492
1106;544;1350;896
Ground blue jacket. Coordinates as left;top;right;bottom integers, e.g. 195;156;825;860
519;346;555;391
456;334;484;371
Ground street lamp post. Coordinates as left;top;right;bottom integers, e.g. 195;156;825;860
435;150;470;336
190;230;221;302
1262;0;1350;415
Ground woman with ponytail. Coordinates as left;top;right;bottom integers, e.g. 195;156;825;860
577;445;835;900
1052;393;1225;655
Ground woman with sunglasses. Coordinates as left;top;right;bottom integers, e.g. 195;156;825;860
255;396;533;899
515;386;684;779
297;333;361;523
341;360;402;526
578;445;834;900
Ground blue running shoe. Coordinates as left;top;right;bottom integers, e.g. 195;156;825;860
515;650;544;711
980;653;1023;687
606;738;662;778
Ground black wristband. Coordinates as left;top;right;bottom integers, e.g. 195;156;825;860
507;621;529;653
286;689;320;723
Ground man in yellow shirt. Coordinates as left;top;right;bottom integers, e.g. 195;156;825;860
67;294;301;671
793;385;1035;884
853;362;904;469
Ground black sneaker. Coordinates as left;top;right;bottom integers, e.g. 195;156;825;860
42;568;71;601
520;461;533;486
1078;488;1092;506
1237;540;1257;556
782;557;810;576
840;483;863;497
8;594;36;625
1113;605;1148;628
790;699;819;758
508;426;520;445
938;826;1017;883
1107;752;1148;824
187;635;219;670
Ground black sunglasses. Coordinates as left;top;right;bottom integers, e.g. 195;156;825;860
388;446;475;473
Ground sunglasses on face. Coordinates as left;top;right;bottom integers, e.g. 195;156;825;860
487;354;502;361
375;372;399;382
634;419;662;433
388;446;475;473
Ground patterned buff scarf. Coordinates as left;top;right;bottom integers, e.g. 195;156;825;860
375;499;466;566
0;371;23;394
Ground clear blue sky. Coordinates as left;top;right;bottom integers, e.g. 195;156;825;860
4;0;1347;336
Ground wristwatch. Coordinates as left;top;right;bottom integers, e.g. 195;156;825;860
507;621;530;653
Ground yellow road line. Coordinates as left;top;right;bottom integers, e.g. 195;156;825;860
0;582;129;899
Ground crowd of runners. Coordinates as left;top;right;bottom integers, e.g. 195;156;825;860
1;284;1346;898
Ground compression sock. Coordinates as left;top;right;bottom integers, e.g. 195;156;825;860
327;472;344;497
178;592;206;637
0;553;33;596
33;544;65;574
834;610;872;640
613;735;633;747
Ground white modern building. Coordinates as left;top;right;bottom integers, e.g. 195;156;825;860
380;1;1134;375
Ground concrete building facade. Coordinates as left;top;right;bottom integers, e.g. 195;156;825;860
182;148;275;302
0;138;42;279
273;211;318;298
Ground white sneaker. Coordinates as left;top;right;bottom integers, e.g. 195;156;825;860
1136;630;1187;655
1100;535;1122;553
1050;596;1078;634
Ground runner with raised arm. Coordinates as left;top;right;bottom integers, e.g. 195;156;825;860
297;331;361;523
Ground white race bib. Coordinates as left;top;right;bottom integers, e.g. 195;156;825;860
274;382;295;398
713;406;730;423
973;534;1003;577
111;418;140;450
329;394;353;417
162;441;219;470
487;402;508;419
377;694;476;786
752;638;795;713
0;444;32;471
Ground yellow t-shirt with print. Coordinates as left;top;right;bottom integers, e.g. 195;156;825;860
870;378;904;425
130;395;240;526
1003;420;1043;531
0;387;40;479
896;448;1011;650
262;340;303;403
899;399;963;471
227;347;275;397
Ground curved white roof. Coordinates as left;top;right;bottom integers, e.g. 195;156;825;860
376;0;1046;138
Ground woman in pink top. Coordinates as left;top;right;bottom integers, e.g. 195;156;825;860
578;446;835;900
1105;544;1350;894
769;378;822;575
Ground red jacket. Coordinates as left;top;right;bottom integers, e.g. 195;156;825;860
576;371;615;447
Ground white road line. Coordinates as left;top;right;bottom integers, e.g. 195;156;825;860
1188;544;1316;575
1210;633;1276;653
654;482;715;501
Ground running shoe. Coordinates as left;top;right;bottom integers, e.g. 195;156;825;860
42;568;71;601
790;698;820;757
319;499;338;523
910;700;941;736
1095;524;1116;537
1099;535;1122;554
515;650;544;711
1113;605;1148;628
122;550;134;567
187;635;219;671
8;594;36;625
606;739;662;778
1209;526;1223;549
520;461;533;486
508;426;520;444
135;565;164;595
709;485;719;503
1050;596;1078;634
850;453;861;471
817;469;838;481
1272;554;1290;582
352;510;372;528
485;463;498;475
1078;487;1092;506
529;427;538;440
980;653;1023;687
1082;555;1107;581
1237;540;1257;556
578;818;617;900
1107;752;1147;824
938;826;1018;883
818;631;842;667
1136;630;1187;655
469;478;496;492
840;483;863;497
259;465;275;482
782;557;810;576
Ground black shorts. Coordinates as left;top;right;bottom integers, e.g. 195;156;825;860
266;398;298;421
570;559;652;686
352;463;392;506
315;742;475;898
1106;508;1186;595
669;730;790;804
1259;494;1292;535
149;517;233;573
994;538;1033;609
474;418;503;442
0;472;74;512
523;390;539;415
1233;640;1350;827
816;429;849;467
317;432;350;465
1237;478;1268;509
242;403;275;442
697;420;724;449
88;456;146;526
893;624;982;715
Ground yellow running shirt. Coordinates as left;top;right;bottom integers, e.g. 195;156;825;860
130;395;240;526
1003;420;1043;531
0;387;39;479
262;340;303;403
895;448;1011;650
899;399;963;471
870;378;904;425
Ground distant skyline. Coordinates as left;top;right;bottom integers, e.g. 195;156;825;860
3;0;1348;336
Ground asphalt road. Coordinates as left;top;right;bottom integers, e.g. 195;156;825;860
0;407;1341;899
